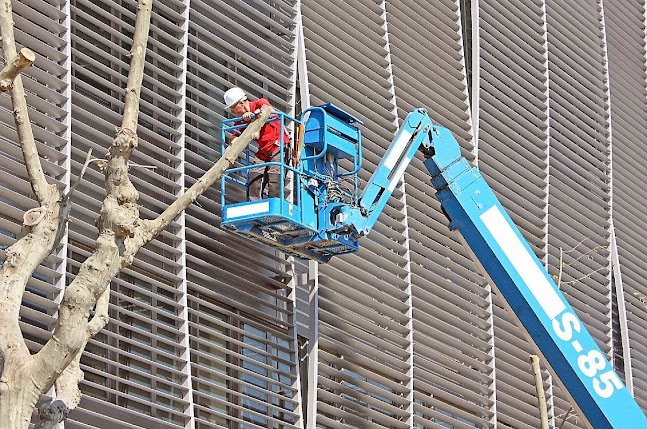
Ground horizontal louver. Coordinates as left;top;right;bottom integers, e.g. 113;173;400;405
546;0;612;426
67;0;189;426
478;0;552;427
302;0;411;427
3;0;644;427
185;0;299;427
387;0;495;427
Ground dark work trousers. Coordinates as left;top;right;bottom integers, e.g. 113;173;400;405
248;149;282;201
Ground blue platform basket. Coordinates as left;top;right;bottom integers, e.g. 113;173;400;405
220;105;363;262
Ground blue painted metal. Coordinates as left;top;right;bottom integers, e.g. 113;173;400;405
220;104;364;262
220;105;647;427
420;120;647;429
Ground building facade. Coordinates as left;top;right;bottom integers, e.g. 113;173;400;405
6;0;647;427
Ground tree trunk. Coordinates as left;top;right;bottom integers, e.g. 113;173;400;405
0;0;274;424
0;0;62;426
30;106;273;428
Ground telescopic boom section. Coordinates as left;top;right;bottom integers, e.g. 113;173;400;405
219;103;647;426
410;112;645;429
354;109;443;234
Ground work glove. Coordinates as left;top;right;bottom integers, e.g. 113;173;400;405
243;109;262;122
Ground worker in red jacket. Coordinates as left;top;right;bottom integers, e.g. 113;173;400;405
224;87;290;201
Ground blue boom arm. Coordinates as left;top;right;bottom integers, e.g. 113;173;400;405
220;104;646;426
352;108;646;428
351;109;441;234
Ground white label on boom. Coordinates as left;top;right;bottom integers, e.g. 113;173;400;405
383;129;412;171
481;205;566;319
227;201;270;218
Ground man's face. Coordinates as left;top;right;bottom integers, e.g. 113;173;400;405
230;99;249;117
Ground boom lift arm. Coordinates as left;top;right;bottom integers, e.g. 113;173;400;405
335;108;459;237
220;106;646;427
349;108;646;429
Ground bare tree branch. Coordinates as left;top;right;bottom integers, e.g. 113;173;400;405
1;0;273;426
559;406;575;429
556;246;563;289
68;149;94;203
0;48;35;91
0;0;153;425
0;4;64;426
33;106;272;428
30;0;155;397
0;2;50;203
34;348;83;429
530;355;549;429
32;107;272;428
132;105;273;251
52;149;95;250
87;286;110;337
121;0;152;131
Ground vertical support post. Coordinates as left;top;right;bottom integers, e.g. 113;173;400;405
484;282;498;428
296;1;310;113
288;3;305;427
304;260;319;429
56;0;72;309
381;1;415;427
530;355;549;429
51;0;73;413
610;228;633;395
539;0;557;424
469;0;480;163
176;1;196;427
463;2;499;426
598;0;615;365
598;0;634;397
287;278;304;429
400;185;415;429
295;3;317;427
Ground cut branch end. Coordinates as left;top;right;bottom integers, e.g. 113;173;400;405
0;47;35;91
19;47;35;63
23;207;45;226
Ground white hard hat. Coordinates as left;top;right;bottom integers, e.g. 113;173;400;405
224;87;247;109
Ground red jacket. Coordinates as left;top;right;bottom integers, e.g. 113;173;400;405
242;98;290;162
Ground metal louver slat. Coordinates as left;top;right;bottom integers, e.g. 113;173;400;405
478;0;551;427
2;0;644;426
185;1;299;426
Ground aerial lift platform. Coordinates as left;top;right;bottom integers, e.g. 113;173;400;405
221;103;364;262
220;104;647;428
